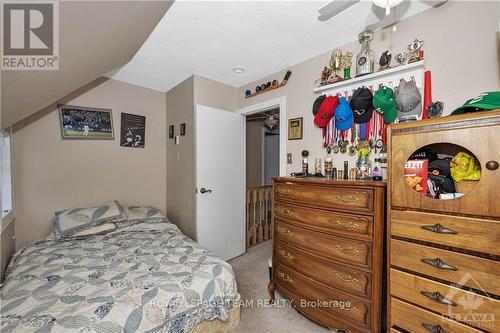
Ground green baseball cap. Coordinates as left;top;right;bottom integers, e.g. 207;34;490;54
373;86;397;123
451;91;500;115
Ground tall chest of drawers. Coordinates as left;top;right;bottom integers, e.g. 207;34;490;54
387;110;500;333
268;177;386;333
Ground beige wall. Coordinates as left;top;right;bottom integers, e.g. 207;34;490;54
165;77;196;239
165;75;237;240
12;79;166;249
237;1;500;174
1;221;15;281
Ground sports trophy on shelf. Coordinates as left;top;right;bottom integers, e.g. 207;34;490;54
340;51;353;79
379;50;392;71
408;39;424;63
356;30;375;77
395;52;407;66
329;49;343;83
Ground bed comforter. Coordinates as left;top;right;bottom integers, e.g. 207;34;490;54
0;221;238;333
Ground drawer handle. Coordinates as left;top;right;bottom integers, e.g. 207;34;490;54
335;220;360;230
275;207;293;216
277;188;293;195
421;223;458;235
335;195;360;203
421;258;458;271
278;271;293;284
278;250;294;262
421;291;457;306
335;245;360;255
422;323;447;333
335;272;360;285
278;227;295;238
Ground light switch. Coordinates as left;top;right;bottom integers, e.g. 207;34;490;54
287;153;293;164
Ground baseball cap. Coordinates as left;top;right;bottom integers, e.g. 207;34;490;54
395;79;422;121
350;87;374;123
314;95;338;128
373;86;397;124
312;95;326;115
334;96;353;130
451;91;500;115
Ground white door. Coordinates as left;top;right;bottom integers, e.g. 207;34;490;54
195;105;245;261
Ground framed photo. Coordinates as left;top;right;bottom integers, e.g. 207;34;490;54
288;117;303;140
120;113;145;148
169;125;174;139
180;123;186;136
59;105;114;140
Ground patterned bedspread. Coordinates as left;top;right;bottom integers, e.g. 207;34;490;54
0;221;238;333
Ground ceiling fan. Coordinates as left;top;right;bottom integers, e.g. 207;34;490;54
318;0;447;31
247;111;280;130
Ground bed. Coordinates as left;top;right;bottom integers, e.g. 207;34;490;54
0;206;240;333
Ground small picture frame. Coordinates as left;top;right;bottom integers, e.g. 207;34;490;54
169;125;174;139
180;123;186;136
288;117;303;140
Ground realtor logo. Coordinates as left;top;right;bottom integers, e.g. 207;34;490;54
1;1;59;70
444;273;495;330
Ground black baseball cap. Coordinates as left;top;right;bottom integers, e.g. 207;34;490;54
350;87;374;123
313;95;326;115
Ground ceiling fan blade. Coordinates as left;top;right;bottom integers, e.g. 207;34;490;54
318;0;360;21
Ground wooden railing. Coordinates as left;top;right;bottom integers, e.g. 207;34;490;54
246;186;273;247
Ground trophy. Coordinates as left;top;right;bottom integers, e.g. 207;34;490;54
408;39;424;63
395;52;407;66
329;49;343;83
356;30;375;77
319;66;332;86
379;50;392;71
340;51;353;79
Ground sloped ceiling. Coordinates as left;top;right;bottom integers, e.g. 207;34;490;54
1;1;172;127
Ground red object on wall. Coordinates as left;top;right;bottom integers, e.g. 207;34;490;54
422;70;432;119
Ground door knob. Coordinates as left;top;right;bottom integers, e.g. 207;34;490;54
200;188;212;194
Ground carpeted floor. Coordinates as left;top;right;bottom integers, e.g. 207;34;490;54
228;240;333;333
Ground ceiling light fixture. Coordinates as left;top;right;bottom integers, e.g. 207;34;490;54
232;66;245;74
264;115;278;130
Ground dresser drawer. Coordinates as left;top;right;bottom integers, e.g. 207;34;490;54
276;282;369;333
275;262;372;329
391;210;500;256
275;241;372;298
274;202;373;240
276;220;372;268
274;182;374;213
391;239;500;296
391;298;483;333
391;269;500;332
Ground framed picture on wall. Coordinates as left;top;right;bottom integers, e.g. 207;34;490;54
120;113;146;148
59;105;114;140
169;125;174;139
288;117;303;140
180;123;186;136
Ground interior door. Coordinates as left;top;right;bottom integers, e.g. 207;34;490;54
195;105;245;260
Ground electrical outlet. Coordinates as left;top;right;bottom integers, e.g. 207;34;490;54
287;153;293;164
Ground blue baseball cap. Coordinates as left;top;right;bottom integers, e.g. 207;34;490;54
334;96;353;130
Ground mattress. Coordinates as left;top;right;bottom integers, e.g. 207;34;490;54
0;221;239;332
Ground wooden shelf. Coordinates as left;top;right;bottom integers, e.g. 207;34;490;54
313;60;425;95
245;81;288;98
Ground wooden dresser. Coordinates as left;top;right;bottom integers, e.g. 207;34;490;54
268;177;386;333
387;110;500;333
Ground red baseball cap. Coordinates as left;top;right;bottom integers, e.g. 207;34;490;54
314;95;339;128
